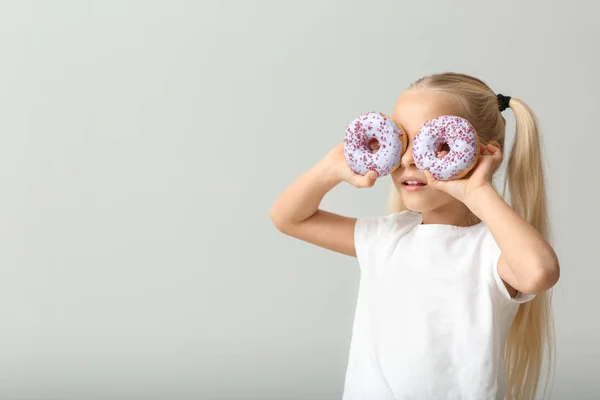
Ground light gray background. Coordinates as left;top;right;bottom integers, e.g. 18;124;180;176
0;0;596;399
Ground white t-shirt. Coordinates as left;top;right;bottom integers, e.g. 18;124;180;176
343;211;535;400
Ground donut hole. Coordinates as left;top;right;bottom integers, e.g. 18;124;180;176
436;142;450;158
368;138;380;153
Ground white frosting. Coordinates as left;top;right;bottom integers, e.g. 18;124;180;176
412;116;478;180
343;112;404;176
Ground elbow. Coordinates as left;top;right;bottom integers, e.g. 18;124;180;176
270;205;284;231
269;204;291;233
525;253;561;294
542;259;560;290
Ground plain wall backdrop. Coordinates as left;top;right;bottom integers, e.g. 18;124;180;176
0;0;597;399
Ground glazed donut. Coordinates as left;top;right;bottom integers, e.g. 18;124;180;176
343;111;407;176
412;115;479;180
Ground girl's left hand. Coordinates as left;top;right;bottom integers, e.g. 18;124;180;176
424;142;503;206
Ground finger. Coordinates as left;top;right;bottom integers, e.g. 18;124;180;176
423;170;440;187
481;144;495;156
492;151;503;169
486;144;502;161
368;139;380;153
349;175;369;188
488;146;503;167
350;171;377;188
486;143;500;153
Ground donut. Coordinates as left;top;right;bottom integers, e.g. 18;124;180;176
412;115;479;180
343;111;407;177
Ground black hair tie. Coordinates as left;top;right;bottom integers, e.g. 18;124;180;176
497;94;511;112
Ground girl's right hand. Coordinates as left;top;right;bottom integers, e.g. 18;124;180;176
270;141;380;257
325;142;378;188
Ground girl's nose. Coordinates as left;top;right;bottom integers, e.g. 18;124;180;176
400;144;415;168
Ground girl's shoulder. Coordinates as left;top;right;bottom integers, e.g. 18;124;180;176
355;210;422;246
356;210;422;234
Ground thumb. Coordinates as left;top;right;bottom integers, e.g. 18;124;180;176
424;170;438;186
424;170;445;190
349;170;378;188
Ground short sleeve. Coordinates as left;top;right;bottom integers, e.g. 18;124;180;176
354;215;385;272
482;226;536;304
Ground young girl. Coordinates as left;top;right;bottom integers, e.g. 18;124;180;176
270;72;559;400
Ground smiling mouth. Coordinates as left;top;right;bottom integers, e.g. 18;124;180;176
402;180;427;186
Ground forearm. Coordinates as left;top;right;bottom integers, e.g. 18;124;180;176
270;159;341;228
466;185;559;282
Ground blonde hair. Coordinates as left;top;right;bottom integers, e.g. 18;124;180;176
388;72;555;399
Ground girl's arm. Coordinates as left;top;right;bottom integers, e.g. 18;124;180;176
466;186;560;294
425;143;560;295
270;143;378;257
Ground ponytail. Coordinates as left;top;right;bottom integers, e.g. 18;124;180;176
505;99;549;237
503;98;555;400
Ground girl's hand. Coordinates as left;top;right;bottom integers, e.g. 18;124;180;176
324;142;378;188
423;142;503;205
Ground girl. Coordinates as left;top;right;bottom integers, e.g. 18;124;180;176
270;72;559;400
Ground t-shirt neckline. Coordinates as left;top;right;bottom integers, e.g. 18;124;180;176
407;211;485;235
